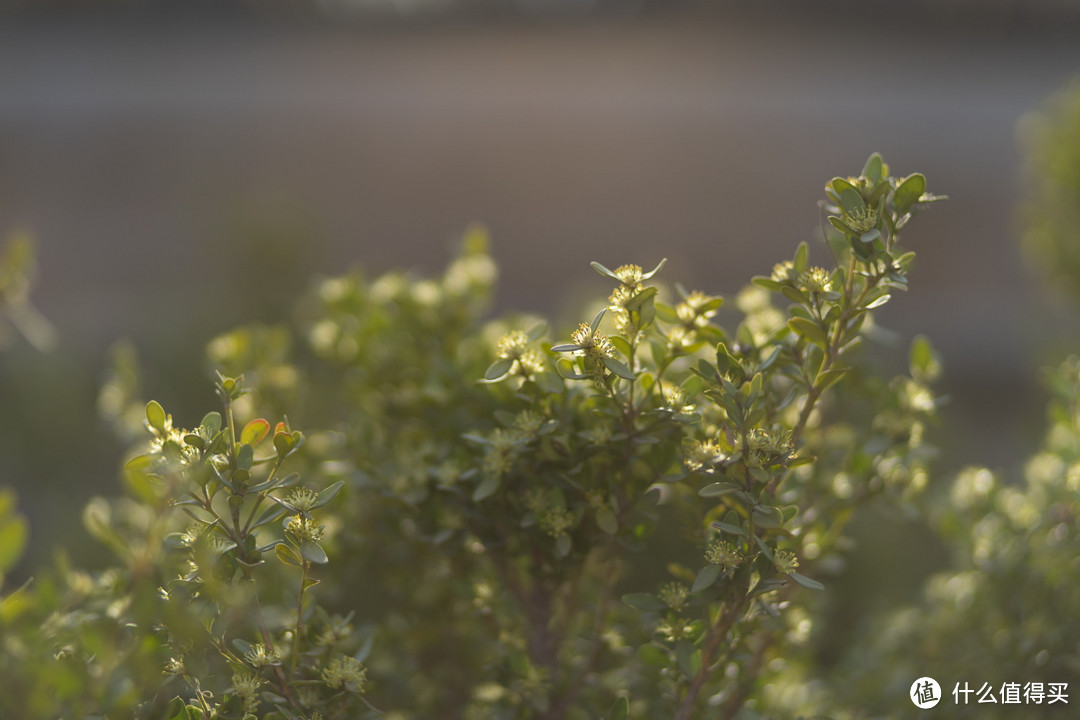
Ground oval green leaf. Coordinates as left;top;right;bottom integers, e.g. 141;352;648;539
595;507;618;535
485;357;515;381
275;543;302;567
146;400;167;433
602;356;636;380
710;520;747;537
787;318;828;349
691;563;722;593
893;173;926;214
555;533;572;558
300;540;329;565
699;481;740;498
789;571;825;590
607;696;629;720
240;419;270;447
622;593;667;612
313;480;346;509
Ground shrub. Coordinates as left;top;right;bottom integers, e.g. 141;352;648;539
829;355;1079;719
1;155;942;719
820;86;1080;719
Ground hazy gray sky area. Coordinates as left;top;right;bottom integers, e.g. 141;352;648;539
2;5;1080;544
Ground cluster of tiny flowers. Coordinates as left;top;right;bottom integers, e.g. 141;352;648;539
516;663;553;702
316;615;355;647
705;539;743;570
522;487;550;515
163;656;185;676
231;671;264;708
676;290;718;328
295;687;321;712
209;535;235;556
797;267;834;295
443;250;497;298
539;506;575;538
496;331;545;378
321;655;367;693
317;276;354;305
180;524;207;547
666;325;696;352
608;284;641;334
513;410;546;436
517;350;546;378
571;323;616;360
472;580;495;610
148;423;202;466
497;330;528;359
288;487;319;513
685;438;727;471
432;459;461;487
773;549;799;574
286;515;325;543
659;582;690;612
483;429;520;478
660;381;694;414
244;643;281;668
771;260;798;283
902;378;936;414
656;617;696;643
585;490;607;510
743;428;794;468
736;286;786;346
614;264;644;287
843;205;879;233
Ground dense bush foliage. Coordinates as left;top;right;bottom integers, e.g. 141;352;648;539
814;89;1080;719
831;357;1079;719
0;155;955;719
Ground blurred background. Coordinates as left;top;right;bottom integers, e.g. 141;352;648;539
2;0;1080;621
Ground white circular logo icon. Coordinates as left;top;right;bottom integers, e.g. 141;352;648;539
910;677;941;709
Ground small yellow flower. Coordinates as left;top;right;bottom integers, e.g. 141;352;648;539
685;438;726;471
513;410;545;436
496;330;529;360
322;655;367;693
288;487;319;513
659;381;694;414
771;261;797;283
797;267;834;295
163;657;185;676
516;348;546;378
180;524;207;547
773;549;799;574
571;323;615;360
659;582;689;612
539;506;574;538
244;643;281;668
843;205;879;233
286;515;325;543
483;429;519;478
705;539;742;570
667;326;696;352
522;487;550;515
608;285;639;333
613;264;644;287
743;428;794;468
231;671;264;708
